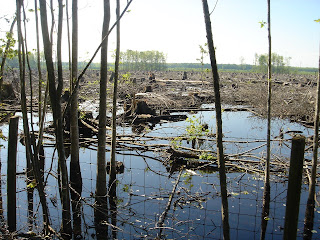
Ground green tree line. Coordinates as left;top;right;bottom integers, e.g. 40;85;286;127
119;49;167;71
2;50;317;74
1;49;168;71
253;52;291;74
167;63;317;74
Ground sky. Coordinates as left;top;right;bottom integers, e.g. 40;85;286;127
1;0;320;68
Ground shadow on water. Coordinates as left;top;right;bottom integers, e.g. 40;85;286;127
108;171;117;239
260;176;270;240
70;159;83;239
0;108;319;239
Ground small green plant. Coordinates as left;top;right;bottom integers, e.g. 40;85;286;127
116;198;124;205
78;109;87;119
259;20;267;28
144;125;151;133
185;115;210;141
184;115;210;149
122;72;131;82
196;43;208;83
170;136;182;149
27;179;37;189
199;152;215;161
87;79;99;86
122;184;129;192
0;31;17;58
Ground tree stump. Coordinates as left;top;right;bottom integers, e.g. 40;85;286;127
0;82;15;101
182;71;188;80
144;85;152;93
148;72;155;80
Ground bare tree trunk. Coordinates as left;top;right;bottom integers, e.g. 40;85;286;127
34;0;43;121
57;1;63;98
303;41;320;240
17;0;50;234
260;1;272;239
34;0;49;155
22;4;36;231
109;0;120;238
61;0;133;121
49;0;55;43
201;1;230;239
95;0;111;237
110;0;120;188
66;0;72;88
39;0;72;238
70;0;82;238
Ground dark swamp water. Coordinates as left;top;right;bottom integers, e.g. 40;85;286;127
0;105;320;239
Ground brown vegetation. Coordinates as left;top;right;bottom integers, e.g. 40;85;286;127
1;70;317;127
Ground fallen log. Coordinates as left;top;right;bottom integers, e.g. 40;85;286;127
132;114;187;124
167;147;199;159
80;119;98;133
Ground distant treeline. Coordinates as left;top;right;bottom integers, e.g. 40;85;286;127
166;63;318;74
2;57;317;75
2;49;168;72
119;50;167;71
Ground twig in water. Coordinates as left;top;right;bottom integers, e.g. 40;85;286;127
156;169;183;237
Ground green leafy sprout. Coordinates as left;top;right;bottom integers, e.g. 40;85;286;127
259;21;267;28
185;115;210;141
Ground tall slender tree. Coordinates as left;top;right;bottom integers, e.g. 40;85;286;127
35;0;49;159
95;0;111;235
109;0;120;237
34;0;48;152
34;0;43;121
17;0;50;234
22;4;36;231
201;1;230;239
61;0;133;118
39;0;72;237
260;1;272;239
69;0;82;237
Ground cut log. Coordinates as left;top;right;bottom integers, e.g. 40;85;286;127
132;114;187;124
167;147;199;159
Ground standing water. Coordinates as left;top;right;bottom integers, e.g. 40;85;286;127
0;106;318;239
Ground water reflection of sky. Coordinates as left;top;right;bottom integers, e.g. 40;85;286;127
149;109;313;159
0;109;318;239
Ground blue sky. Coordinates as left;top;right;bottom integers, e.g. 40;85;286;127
2;0;320;67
